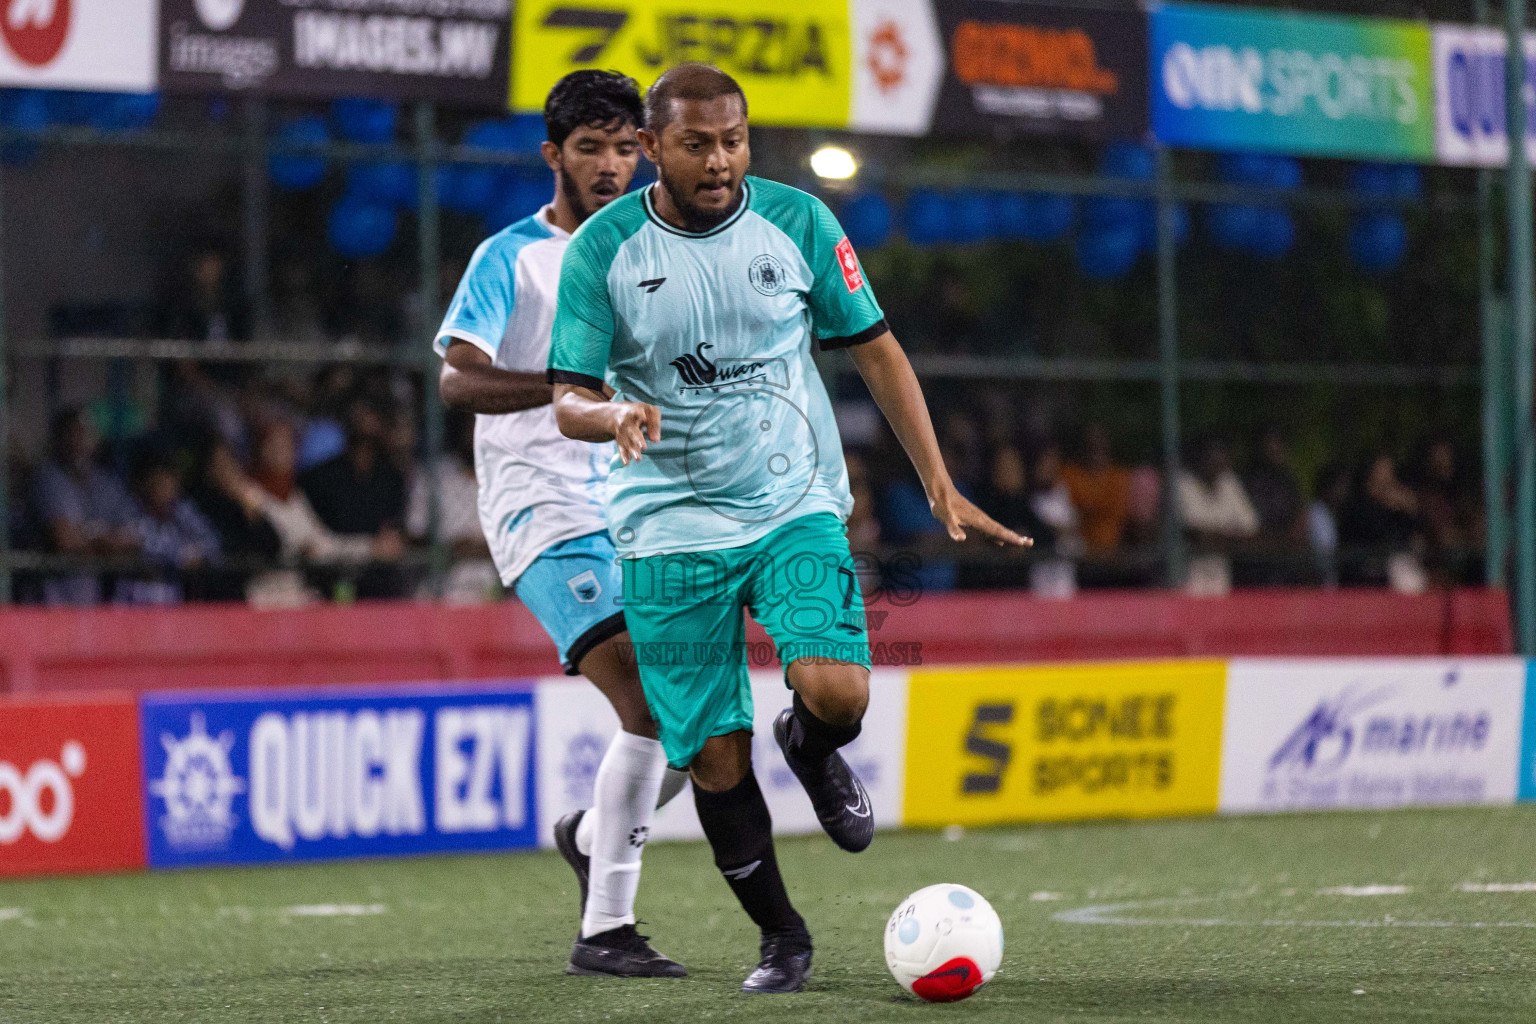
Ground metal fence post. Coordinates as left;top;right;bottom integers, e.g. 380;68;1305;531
416;101;446;595
1156;144;1186;588
1507;0;1536;651
242;97;272;341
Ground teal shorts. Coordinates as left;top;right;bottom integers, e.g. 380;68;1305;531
620;512;871;769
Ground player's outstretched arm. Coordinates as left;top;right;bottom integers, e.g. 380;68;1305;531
552;383;660;465
847;331;1032;548
439;341;555;414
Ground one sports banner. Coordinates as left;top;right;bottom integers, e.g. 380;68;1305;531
1432;24;1536;166
1221;659;1526;813
140;682;538;868
159;0;511;106
535;670;909;844
934;0;1148;141
902;660;1226;827
0;0;158;93
510;0;944;134
0;695;147;876
1150;2;1435;161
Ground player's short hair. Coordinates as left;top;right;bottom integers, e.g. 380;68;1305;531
644;62;748;133
543;70;643;148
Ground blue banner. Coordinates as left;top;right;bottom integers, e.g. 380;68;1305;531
140;683;537;868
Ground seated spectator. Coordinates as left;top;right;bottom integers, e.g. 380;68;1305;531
1178;436;1259;545
299;396;408;598
32;409;140;605
976;444;1052;550
1413;439;1482;582
1061;423;1131;553
1308;462;1350;587
1124;464;1161;546
1244;426;1305;545
118;454;222;604
1028;441;1082;557
1341;452;1423;587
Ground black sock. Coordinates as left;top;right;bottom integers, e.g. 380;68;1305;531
693;770;804;936
789;691;861;764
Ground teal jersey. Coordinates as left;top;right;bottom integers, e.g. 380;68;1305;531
548;176;887;559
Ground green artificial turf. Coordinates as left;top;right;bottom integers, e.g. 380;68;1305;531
4;805;1536;1022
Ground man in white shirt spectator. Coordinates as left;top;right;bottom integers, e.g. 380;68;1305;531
1178;436;1259;544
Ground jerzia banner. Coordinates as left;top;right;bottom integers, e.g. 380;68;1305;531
935;0;1148;141
159;0;511;106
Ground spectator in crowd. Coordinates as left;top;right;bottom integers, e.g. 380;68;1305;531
406;409;483;556
1308;462;1350;587
299;396;408;598
32;409;140;605
1178;436;1259;546
1341;452;1423;587
1244;426;1306;545
1061;423;1131;553
271;262;328;344
1413;439;1482;582
161;247;249;343
976;443;1052;549
1028;440;1082;556
118;453;222;604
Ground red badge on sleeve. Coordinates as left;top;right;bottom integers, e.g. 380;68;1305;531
835;237;864;293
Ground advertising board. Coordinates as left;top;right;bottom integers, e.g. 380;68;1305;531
1432;24;1536;166
0;0;157;93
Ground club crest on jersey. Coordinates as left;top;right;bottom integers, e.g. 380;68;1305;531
748;254;787;296
566;570;601;604
835;236;864;293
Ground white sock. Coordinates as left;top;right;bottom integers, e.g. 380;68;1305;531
580;731;668;938
576;766;688;856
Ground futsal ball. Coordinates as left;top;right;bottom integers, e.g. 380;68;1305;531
884;884;1003;1002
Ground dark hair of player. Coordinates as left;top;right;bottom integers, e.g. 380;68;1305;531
543;69;644;148
643;62;748;133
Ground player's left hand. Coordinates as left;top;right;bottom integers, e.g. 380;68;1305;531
930;486;1033;547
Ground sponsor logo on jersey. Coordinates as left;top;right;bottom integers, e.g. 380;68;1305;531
835;236;864;292
637;276;666;293
670;342;787;392
748;254;787;296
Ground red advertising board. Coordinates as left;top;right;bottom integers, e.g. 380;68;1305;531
0;695;145;876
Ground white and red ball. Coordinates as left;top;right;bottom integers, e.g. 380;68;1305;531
884;884;1003;1002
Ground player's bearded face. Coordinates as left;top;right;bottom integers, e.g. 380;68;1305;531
642;96;750;233
552;121;641;224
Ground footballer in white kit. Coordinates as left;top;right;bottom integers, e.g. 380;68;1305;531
434;70;687;979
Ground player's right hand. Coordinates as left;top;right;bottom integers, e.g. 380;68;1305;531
611;401;661;465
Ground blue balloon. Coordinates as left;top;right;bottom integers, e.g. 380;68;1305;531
1208;203;1261;250
328;197;397;259
93;92;159;133
1076;223;1141;280
1349;162;1406;197
1349;213;1408;274
2;89;50;131
953;191;993;243
333;98;397;144
1135;202;1189;251
1101;141;1155;181
841;192;892;250
349;160;416;207
1248;207;1295;259
48;90;109;126
464;115;545;154
903;189;953;246
1219;152;1301;189
441;164;498;214
1018;192;1074;242
484;171;549;233
1082;195;1140;231
270;114;329;191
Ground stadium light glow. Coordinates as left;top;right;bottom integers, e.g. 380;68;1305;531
811;145;858;180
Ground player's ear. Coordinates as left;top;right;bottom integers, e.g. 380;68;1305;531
637;128;661;165
540;139;562;173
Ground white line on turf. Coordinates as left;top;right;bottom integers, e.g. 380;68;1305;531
1029;892;1065;902
0;908;22;922
1317;885;1411;896
1458;882;1536;893
1054;895;1536;929
283;904;387;917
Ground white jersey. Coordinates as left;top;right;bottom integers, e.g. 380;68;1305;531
435;205;615;586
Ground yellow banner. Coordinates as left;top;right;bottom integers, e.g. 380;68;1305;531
511;1;851;127
904;661;1227;827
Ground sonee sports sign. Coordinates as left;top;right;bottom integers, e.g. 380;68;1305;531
903;661;1225;826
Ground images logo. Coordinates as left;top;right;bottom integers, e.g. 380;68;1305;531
150;713;246;851
0;740;86;844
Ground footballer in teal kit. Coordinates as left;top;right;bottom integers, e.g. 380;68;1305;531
548;63;1030;994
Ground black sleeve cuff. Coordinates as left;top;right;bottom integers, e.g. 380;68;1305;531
818;318;890;351
548;368;607;391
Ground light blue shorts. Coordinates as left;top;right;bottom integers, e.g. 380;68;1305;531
514;531;626;674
